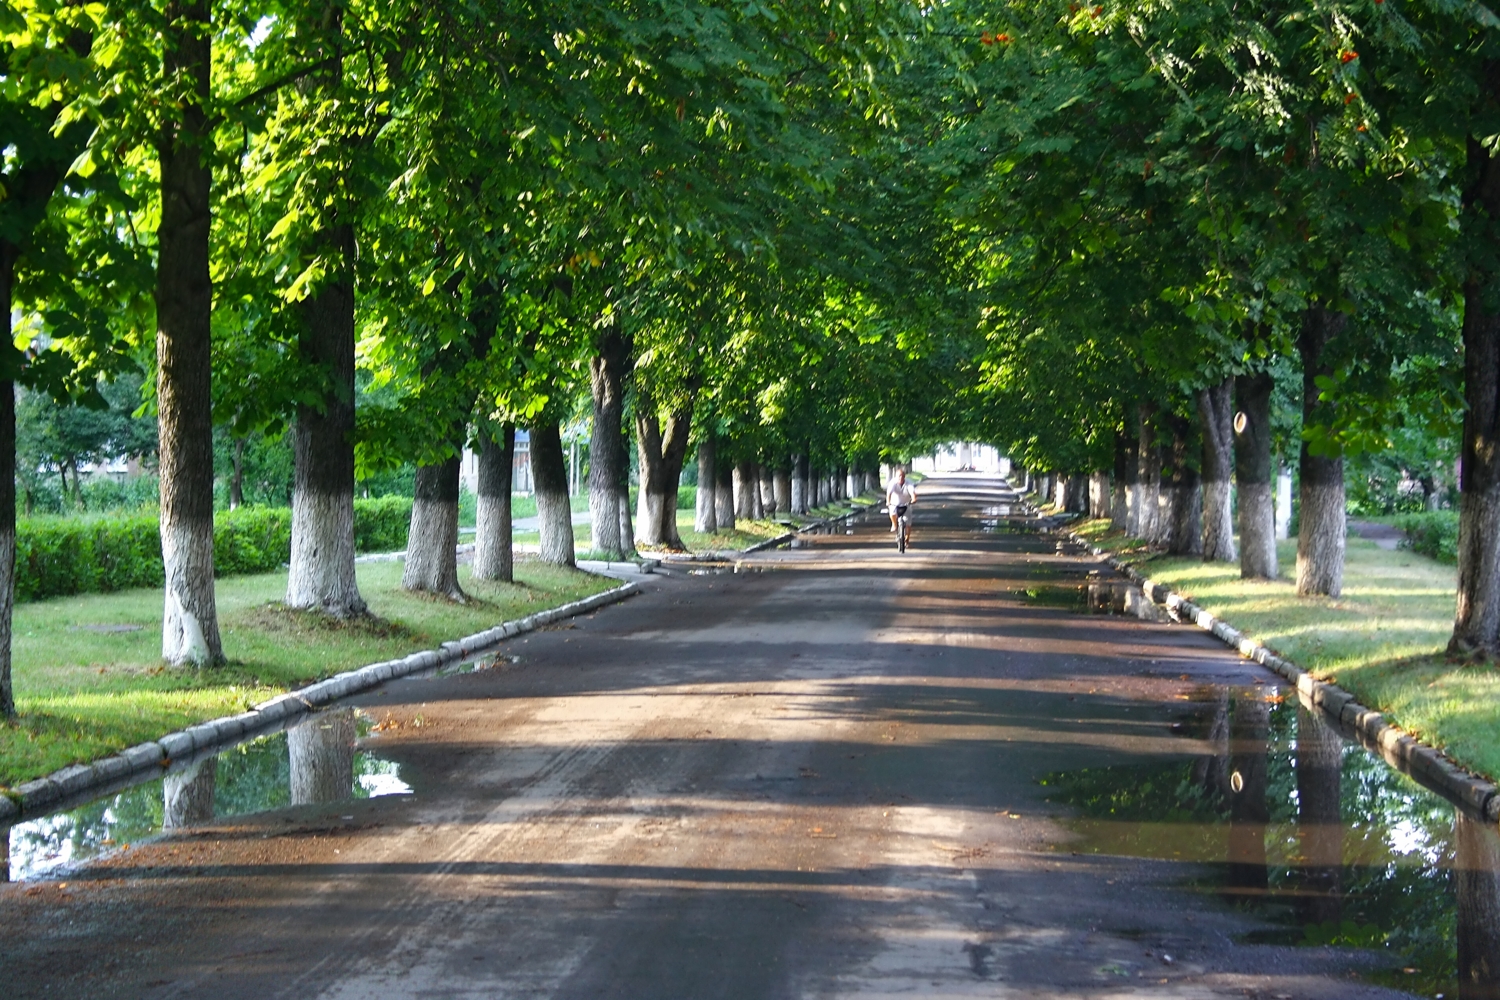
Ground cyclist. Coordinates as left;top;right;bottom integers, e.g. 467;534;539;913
886;468;917;544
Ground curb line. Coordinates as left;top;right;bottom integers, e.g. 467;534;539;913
0;580;641;825
1061;530;1500;823
656;500;871;563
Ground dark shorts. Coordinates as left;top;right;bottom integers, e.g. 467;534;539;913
894;505;909;518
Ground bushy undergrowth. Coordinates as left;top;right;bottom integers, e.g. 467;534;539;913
16;497;418;603
1396;510;1459;564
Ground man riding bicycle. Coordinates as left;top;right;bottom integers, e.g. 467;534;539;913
886;468;917;547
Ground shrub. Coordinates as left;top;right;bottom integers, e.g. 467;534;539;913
214;506;292;576
677;485;696;511
16;513;163;602
1396;510;1459;565
353;495;413;553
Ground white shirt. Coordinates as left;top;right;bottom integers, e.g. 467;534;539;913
887;479;915;508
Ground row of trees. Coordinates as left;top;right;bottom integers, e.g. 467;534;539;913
0;0;971;718
929;1;1500;659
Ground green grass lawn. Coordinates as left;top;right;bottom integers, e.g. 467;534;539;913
1075;519;1500;781
2;559;612;787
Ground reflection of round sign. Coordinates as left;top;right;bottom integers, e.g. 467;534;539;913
1230;770;1244;793
1233;411;1249;435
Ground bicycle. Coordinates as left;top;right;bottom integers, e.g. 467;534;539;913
894;503;912;552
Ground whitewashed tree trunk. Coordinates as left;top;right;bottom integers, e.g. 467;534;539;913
588;326;631;559
289;709;356;805
695;438;717;533
163;756;216;829
473;426;514;582
1198;377;1238;563
773;466;791;515
403;455;465;598
751;463;765;519
759;464;776;516
714;457;735;532
532;421;576;566
618;486;634;553
633;399;692;547
1296;306;1346;597
1235;371;1278;579
791;455;808;515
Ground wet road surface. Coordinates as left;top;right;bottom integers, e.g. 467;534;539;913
0;476;1462;998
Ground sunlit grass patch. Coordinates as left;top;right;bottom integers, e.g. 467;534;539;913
1;558;613;786
1081;518;1500;781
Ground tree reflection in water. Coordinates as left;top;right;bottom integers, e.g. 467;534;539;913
1042;688;1500;998
289;709;357;805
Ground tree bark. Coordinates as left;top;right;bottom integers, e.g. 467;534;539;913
1296;305;1347;597
403;454;465;598
588;324;631;559
0;252;16;716
1236;371;1278;580
1134;405;1160;541
162;756;216;829
1451;127;1500;657
760;464;776;516
1295;704;1343;927
773;466;791;517
1456;810;1500;1000
791;454;808;515
634;401;692;548
287;222;365;617
1226;695;1270;893
156;0;223;666
1163;415;1201;555
733;461;754;519
1112;430;1134;532
1197;377;1237;563
473;425;514;582
695;437;717;533
531;420;576;566
714;454;735;532
288;708;356;805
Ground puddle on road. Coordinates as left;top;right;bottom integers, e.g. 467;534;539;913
2;708;409;882
1043;690;1497;999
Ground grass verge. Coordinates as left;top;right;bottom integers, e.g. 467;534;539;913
3;559;613;787
1072;519;1500;782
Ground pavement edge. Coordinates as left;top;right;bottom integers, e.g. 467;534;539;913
1060;528;1500;824
0;578;641;823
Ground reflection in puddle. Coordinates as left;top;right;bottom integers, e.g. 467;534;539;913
1017;578;1166;620
3;709;408;882
1043;690;1499;998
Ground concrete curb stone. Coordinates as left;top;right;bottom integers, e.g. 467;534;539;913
3;578;640;820
1065;528;1500;823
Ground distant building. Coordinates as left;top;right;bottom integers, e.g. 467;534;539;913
910;443;1008;475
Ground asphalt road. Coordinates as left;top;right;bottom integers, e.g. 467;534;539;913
1;475;1412;999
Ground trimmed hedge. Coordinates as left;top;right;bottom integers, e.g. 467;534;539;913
15;497;418;603
1396;510;1459;565
353;495;413;553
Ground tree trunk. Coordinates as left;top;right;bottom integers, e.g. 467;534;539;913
618;483;634;553
229;437;245;510
287;223;365;618
1166;416;1202;556
531;420;576;566
1296;305;1347;597
1088;472;1109;519
288;708;356;805
1295;704;1343;927
1236;371;1278;580
1452;130;1500;656
1134;405;1160;541
473;425;514;582
1226;695;1270;893
1456;811;1500;1000
733;461;753;519
714;455;735;532
1198;377;1237;563
162;756;216;829
588;324;631;559
791;454;808;515
1112;430;1134;532
0;251;15;716
773;466;791;517
634;402;692;548
156;0;222;666
403;454;465;598
695;437;717;533
1068;474;1089;514
760;464;776;516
